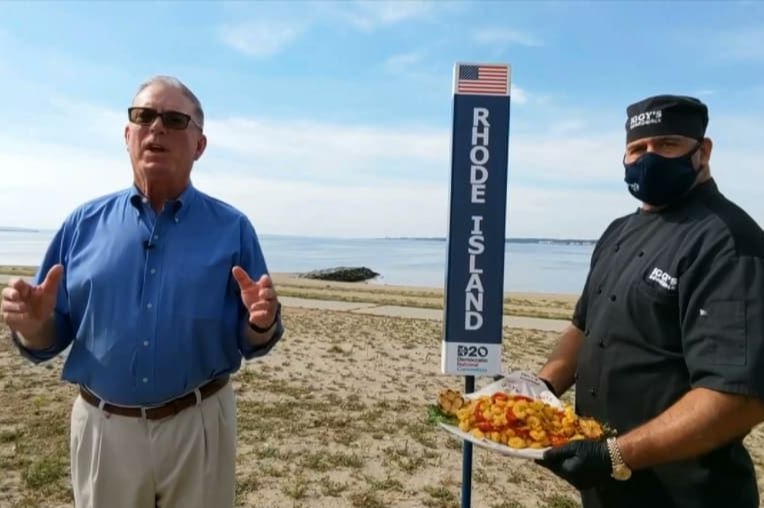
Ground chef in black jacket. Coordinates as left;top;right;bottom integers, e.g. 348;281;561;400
534;94;764;508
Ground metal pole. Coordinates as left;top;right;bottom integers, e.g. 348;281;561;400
460;375;475;507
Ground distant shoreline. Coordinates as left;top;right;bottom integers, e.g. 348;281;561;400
0;227;596;245
379;237;597;245
0;226;44;233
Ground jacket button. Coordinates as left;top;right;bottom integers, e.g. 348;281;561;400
599;339;605;348
589;388;597;396
610;295;617;302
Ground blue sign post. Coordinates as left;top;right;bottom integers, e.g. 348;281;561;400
442;62;511;508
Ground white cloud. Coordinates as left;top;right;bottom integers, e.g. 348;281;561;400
473;28;543;47
201;115;448;184
507;185;637;239
383;50;426;73
510;133;625;183
0;132;634;239
712;26;764;61
1;97;762;239
512;86;529;105
192;173;638;240
0;29;135;92
0;136;133;225
218;0;437;54
219;21;305;57
0;29;10;70
338;0;435;31
194;172;450;238
46;97;126;144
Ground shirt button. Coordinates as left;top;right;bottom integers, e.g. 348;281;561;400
142;377;148;383
150;268;156;274
610;295;616;302
153;234;159;240
174;217;179;223
143;340;149;346
147;303;153;309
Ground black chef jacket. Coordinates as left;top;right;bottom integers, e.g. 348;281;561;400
572;178;764;508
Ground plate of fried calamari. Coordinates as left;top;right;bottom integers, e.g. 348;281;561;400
428;371;608;459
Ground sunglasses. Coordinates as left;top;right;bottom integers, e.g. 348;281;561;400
128;107;202;130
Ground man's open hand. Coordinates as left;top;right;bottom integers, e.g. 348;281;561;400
232;266;279;331
1;264;63;337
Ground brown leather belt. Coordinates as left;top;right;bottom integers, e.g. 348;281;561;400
79;376;229;420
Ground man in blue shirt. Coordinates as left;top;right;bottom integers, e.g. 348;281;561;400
0;75;284;508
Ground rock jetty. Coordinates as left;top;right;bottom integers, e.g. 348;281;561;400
299;266;380;283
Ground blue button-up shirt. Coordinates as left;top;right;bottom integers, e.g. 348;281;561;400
14;183;283;406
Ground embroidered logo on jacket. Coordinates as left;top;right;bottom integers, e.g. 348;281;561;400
648;267;677;291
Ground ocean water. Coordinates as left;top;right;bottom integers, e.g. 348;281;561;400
0;230;594;294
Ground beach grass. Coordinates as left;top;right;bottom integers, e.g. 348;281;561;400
269;274;578;321
0;306;585;508
0;266;578;321
0;266;37;277
3;303;764;507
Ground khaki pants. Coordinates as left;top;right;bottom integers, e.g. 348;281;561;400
69;382;236;508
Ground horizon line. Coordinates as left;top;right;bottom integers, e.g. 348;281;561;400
0;226;596;243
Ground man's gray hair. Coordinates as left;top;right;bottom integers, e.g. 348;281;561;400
133;75;205;129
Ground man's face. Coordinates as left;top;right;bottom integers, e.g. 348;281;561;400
124;84;207;185
624;135;709;168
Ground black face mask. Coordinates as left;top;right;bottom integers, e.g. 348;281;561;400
623;143;701;206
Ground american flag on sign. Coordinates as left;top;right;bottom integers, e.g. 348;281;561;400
456;64;509;95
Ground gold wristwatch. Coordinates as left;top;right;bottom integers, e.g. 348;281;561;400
606;437;632;481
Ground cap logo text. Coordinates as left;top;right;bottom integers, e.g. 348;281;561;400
630;110;662;130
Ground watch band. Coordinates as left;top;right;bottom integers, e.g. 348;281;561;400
249;302;281;333
606;437;632;480
606;437;620;466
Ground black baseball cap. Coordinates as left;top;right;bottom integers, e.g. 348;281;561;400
625;94;708;143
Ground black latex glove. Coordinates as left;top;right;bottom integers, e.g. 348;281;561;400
535;439;612;490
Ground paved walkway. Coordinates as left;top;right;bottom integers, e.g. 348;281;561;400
0;275;569;332
275;296;569;332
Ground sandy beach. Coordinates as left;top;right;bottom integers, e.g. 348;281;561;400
2;270;764;507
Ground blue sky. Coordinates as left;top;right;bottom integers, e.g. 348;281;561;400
0;0;762;238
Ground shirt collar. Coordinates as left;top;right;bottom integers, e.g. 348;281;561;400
128;181;198;222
